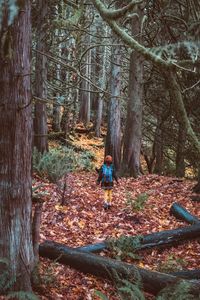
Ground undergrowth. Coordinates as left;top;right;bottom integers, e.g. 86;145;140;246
126;192;149;211
33;146;94;183
107;235;143;261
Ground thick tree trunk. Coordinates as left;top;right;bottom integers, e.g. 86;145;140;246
34;0;48;153
105;41;122;171
0;1;34;291
39;241;200;296
170;202;200;225
122;8;143;177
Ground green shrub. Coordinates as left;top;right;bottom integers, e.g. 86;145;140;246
158;255;187;273
126;192;148;212
80;150;95;171
0;258;39;299
156;281;198;300
33;147;94;183
94;268;145;300
107;235;143;261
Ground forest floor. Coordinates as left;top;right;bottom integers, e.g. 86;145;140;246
33;131;200;300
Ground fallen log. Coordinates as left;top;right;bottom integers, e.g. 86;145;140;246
190;195;200;202
170;202;200;225
171;270;200;280
39;241;200;296
75;223;200;253
76;242;106;253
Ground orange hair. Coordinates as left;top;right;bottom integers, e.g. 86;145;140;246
105;155;112;163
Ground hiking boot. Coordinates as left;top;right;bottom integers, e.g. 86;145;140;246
103;203;108;210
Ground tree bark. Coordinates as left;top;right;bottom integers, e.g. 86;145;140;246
154;112;164;175
95;24;110;137
0;1;34;291
193;168;200;193
105;39;122;171
79;27;92;126
34;0;49;153
170;202;200;225
165;71;200;181
171;270;200;280
39;241;200;296
122;7;143;177
176;124;186;177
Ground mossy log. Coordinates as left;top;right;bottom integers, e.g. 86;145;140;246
171;270;200;280
170;202;200;225
39;241;200;296
75;223;200;253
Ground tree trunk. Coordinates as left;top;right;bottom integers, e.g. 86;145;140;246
0;1;34;291
79;32;92;126
171;270;200;280
95;25;110;137
193;168;200;193
39;241;200;296
170;202;200;225
154;113;164;175
165;71;200;183
176;124;186;177
105;41;122;171
122;9;143;177
34;0;48;153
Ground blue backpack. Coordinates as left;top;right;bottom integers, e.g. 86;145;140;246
102;164;113;183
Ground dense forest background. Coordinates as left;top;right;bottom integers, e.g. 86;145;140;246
0;0;200;299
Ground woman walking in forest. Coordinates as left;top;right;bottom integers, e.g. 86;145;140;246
97;155;119;210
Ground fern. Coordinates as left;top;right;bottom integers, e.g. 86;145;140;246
33;146;95;182
108;235;143;260
111;269;145;300
156;280;199;300
126;192;148;212
118;281;145;300
94;290;109;300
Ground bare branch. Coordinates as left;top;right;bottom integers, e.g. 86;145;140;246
91;0;171;68
182;79;200;93
93;0;143;20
